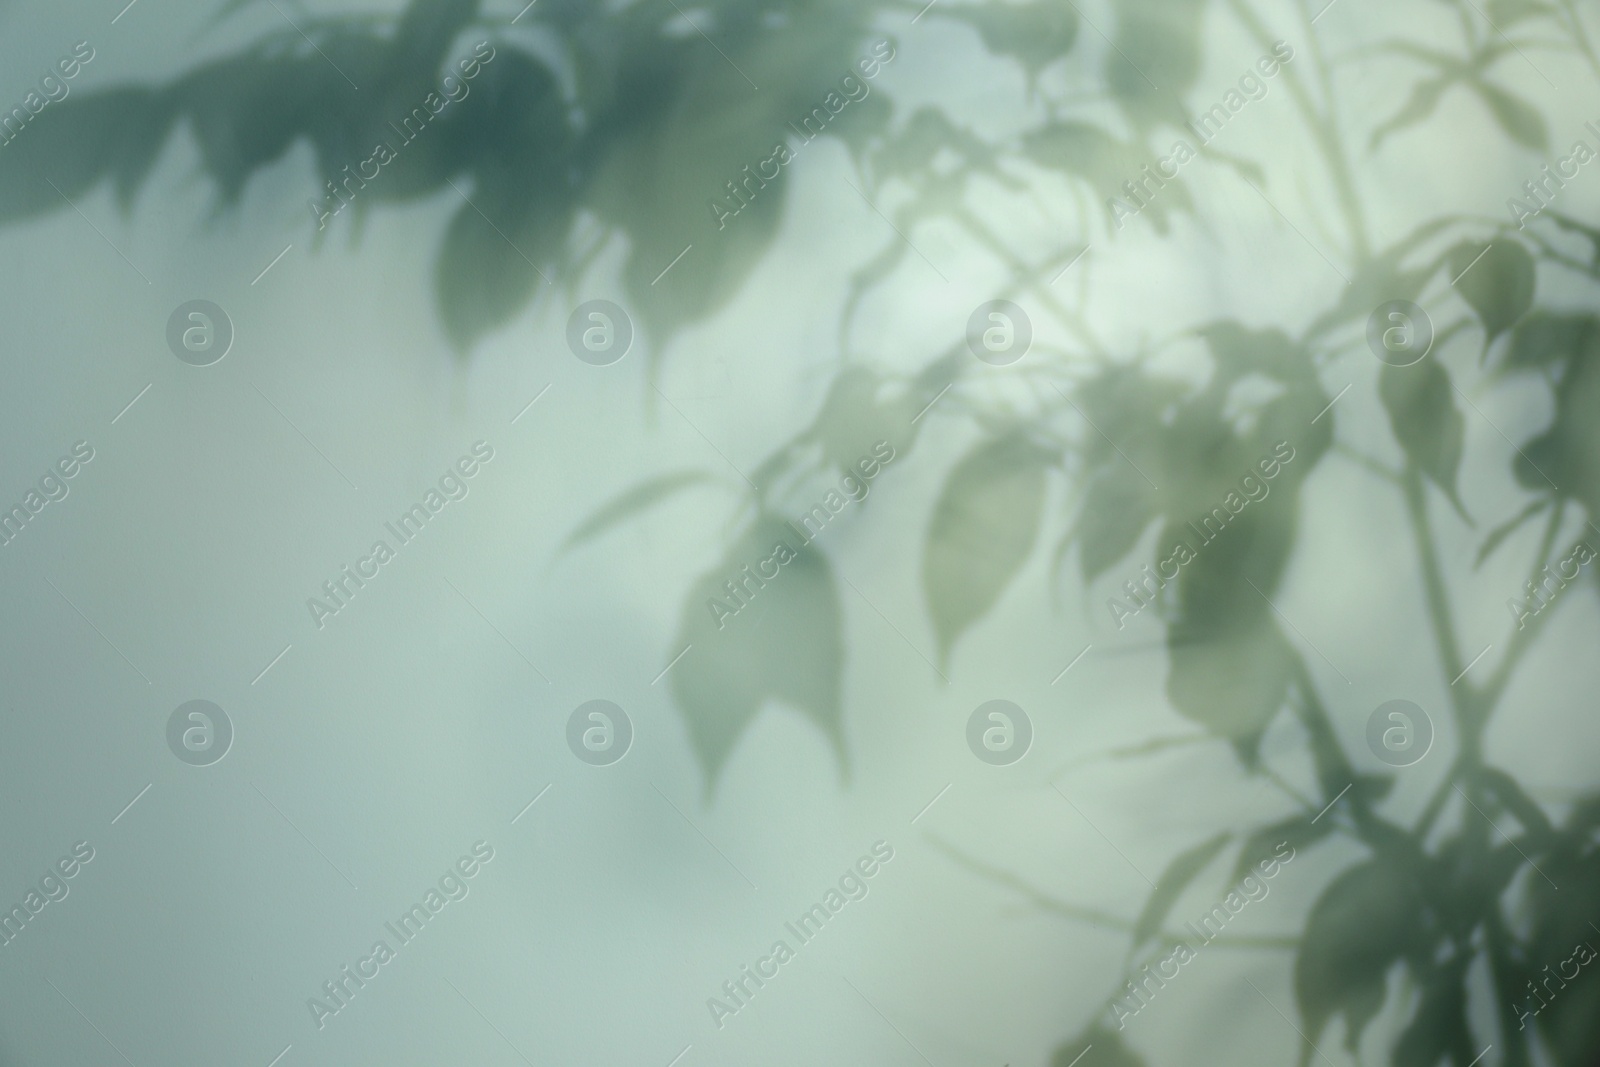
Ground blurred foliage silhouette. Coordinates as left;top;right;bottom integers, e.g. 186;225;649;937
7;0;1600;1062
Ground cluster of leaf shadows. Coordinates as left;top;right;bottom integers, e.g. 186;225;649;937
5;0;1600;1063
